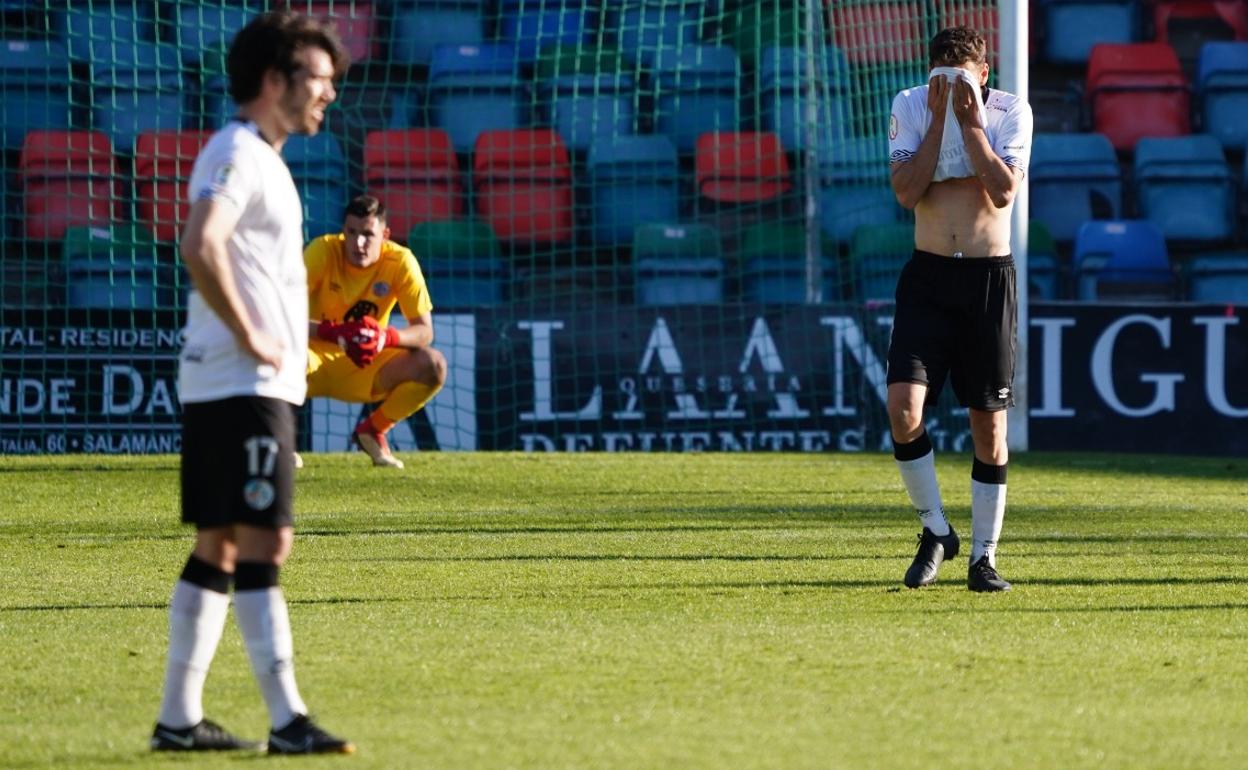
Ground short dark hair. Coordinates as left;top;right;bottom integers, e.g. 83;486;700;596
227;11;350;104
929;26;987;68
345;194;387;223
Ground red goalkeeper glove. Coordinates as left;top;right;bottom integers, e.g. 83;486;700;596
342;317;402;368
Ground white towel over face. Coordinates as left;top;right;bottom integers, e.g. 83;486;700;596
929;66;988;182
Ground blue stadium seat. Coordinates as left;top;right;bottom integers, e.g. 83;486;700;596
284;133;348;241
758;45;849;152
1039;0;1141;64
497;0;593;64
0;40;73;150
602;0;700;63
89;42;184;151
59;3;154;61
1134;134;1233;243
739;222;840;304
1073;220;1172;300
1030;132;1122;242
63;224;163;310
389;0;483;66
651;45;739;153
633;222;724;305
536;48;636;152
818;135;900;245
588;135;679;246
1197;42;1248;150
427;44;526;153
1186;252;1248;303
175;3;255;64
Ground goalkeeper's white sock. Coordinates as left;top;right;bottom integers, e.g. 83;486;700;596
158;556;232;729
971;459;1008;565
894;431;949;536
234;562;306;730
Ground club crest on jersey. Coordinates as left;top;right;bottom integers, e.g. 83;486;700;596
372;281;391;298
889;114;898;140
243;478;275;511
213;164;233;186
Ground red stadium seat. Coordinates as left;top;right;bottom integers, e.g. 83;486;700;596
473;129;573;244
307;2;376;63
134;130;211;242
20;131;118;241
1154;1;1248;43
363;129;463;240
1087;43;1190;151
695;131;792;204
827;1;925;65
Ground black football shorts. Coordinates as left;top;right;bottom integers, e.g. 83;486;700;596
181;396;297;529
886;250;1018;411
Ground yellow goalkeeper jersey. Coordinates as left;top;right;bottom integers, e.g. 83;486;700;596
305;234;433;327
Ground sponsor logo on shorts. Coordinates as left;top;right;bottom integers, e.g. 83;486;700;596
243;478;276;510
372;281;390;297
997;387;1011;399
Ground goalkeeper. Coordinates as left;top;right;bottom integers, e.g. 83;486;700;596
305;194;446;468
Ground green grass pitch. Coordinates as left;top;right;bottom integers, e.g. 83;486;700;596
0;452;1245;769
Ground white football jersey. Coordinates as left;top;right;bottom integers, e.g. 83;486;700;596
178;121;309;406
888;85;1033;175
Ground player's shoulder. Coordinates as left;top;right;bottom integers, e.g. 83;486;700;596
894;84;927;106
986;88;1031;118
305;232;344;258
381;239;419;268
201;121;265;161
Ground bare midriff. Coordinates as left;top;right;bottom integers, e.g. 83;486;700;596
913;175;1014;257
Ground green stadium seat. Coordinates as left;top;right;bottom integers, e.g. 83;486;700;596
408;219;507;307
1028;220;1060;300
63;224;166;310
632;222;723;305
847;222;914;303
738;222;840;304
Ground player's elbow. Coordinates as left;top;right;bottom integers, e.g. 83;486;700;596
989;186;1016;209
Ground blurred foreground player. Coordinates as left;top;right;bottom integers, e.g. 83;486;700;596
154;11;355;754
304;194;447;468
885;27;1033;592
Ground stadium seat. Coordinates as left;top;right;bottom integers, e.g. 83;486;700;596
1197;42;1248;149
632;222;723;305
407;219;507;307
62;224;164;310
828;1;926;66
497;0;593;63
1037;0;1140;64
20;131;118;241
848;223;913;303
587;134;679;246
1185;252;1248;302
473;129;573;244
535;47;635;152
428;44;526;153
1087;43;1190;150
651;45;739;153
1073;220;1173;300
717;0;810;72
389;0;483;66
758;45;850;153
1134;135;1233;243
363;129;463;240
1028;220;1061;300
1029;132;1122;242
305;2;375;63
59;2;154;61
818;134;900;245
284;133;349;241
175;3;255;64
739;222;839;304
1153;0;1248;73
134;130;212;242
601;0;699;63
0;40;73;150
696;131;791;204
88;42;184;151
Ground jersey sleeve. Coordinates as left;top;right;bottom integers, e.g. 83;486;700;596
888;89;924;165
187;138;259;213
303;236;332;297
395;249;434;320
993;99;1034;176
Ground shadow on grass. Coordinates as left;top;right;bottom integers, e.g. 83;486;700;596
1015;452;1244;482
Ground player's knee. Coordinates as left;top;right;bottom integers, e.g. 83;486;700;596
887;400;923;437
417;347;447;388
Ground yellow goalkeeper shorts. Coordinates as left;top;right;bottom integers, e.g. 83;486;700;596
307;338;405;403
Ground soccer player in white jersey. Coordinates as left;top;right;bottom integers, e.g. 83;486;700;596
885;27;1033;592
151;12;355;754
